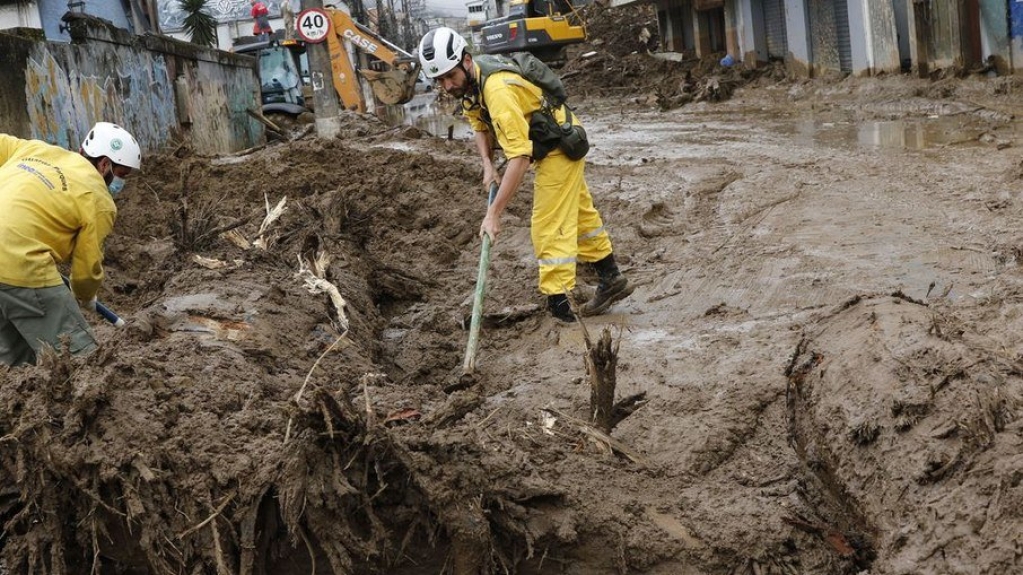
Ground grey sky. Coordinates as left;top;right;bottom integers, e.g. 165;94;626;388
426;0;467;16
356;0;468;17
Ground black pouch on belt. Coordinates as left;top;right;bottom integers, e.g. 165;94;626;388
528;106;590;162
528;110;562;161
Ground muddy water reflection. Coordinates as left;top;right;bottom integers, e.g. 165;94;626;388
381;93;473;139
791;117;985;150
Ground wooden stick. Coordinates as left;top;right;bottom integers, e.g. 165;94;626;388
246;107;283;133
586;326;618;434
284;332;347;443
177;492;236;539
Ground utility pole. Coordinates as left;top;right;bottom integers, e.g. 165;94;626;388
300;0;342;139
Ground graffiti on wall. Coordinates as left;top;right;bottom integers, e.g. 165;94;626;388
24;47;176;152
157;0;282;32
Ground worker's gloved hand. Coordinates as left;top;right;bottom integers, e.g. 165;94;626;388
79;298;97;313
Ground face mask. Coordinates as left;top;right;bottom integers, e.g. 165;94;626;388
108;176;125;195
101;162;125;195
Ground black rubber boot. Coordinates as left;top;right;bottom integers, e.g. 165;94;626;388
580;254;634;317
547;293;576;323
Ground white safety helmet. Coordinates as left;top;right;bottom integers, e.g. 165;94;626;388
418;27;468;79
81;122;142;170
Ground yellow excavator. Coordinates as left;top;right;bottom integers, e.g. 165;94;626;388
478;0;586;62
234;8;419;115
322;8;420;112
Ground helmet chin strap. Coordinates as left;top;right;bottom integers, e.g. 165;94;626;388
458;56;481;109
461;55;478;95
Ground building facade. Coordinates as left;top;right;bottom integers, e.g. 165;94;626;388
612;0;1023;77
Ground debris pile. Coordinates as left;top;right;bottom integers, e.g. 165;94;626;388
562;2;786;109
0;136;580;573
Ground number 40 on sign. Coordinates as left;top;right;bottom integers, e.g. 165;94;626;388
296;8;330;43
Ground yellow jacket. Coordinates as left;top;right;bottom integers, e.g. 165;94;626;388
461;66;575;160
0;134;115;302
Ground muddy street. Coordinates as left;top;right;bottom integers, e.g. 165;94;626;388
3;73;1023;574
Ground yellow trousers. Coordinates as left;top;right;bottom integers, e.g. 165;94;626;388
531;151;613;295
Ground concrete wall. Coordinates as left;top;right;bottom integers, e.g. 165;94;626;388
979;0;1010;72
736;0;767;64
806;0;840;75
849;0;900;75
651;0;693;53
906;0;996;75
0;2;42;29
784;0;812;76
0;14;263;156
615;0;1018;77
892;0;910;67
929;0;960;69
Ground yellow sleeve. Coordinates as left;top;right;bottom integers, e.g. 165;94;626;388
69;193;116;302
481;75;535;160
0;134;27;164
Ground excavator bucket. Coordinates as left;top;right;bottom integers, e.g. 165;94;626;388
360;66;420;105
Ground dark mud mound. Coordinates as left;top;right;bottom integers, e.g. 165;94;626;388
787;294;1023;574
561;3;775;109
0;135;565;574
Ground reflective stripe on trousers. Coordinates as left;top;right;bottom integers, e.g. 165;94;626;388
531;151;612;295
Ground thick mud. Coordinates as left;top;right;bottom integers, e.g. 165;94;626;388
4;9;1023;573
788;293;1023;574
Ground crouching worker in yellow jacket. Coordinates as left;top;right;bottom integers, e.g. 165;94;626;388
0;122;142;366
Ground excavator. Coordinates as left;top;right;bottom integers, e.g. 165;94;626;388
322;7;421;113
233;37;311;115
478;0;586;62
233;8;420;115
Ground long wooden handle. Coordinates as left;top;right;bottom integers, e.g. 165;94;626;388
462;183;499;375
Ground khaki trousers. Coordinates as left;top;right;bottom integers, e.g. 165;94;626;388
0;283;97;367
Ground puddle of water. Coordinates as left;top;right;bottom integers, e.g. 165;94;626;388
790;117;982;150
380;92;474;139
415;113;473;139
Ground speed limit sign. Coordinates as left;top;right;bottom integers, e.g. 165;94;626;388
296;8;330;43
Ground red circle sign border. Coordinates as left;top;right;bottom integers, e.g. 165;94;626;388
296;8;330;44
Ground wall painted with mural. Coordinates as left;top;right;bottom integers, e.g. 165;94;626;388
0;14;263;155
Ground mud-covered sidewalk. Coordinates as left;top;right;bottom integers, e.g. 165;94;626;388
4;55;1023;574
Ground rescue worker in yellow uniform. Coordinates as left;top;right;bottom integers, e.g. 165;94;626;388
418;27;633;322
0;122;142;366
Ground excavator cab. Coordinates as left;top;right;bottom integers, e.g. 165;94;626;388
233;38;310;115
478;0;586;62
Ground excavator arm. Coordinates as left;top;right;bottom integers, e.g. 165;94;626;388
324;8;420;112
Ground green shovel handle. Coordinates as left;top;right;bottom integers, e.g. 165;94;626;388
462;182;499;375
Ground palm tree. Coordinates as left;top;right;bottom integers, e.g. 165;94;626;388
178;0;217;47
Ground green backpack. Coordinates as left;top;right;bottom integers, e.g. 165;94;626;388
474;52;568;108
473;53;588;161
